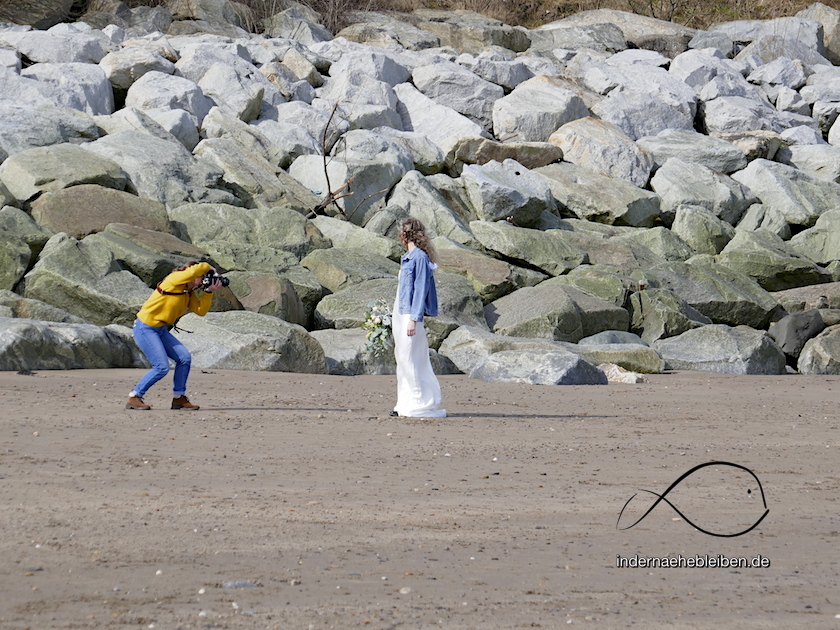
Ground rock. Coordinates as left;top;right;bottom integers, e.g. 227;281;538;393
798;324;840;374
770;281;840;313
327;48;410;87
737;203;792;240
0;0;73;29
775;144;840;182
528;22;626;54
394;82;490;157
633;260;782;329
197;62;268;123
798;2;840;65
22;233;151;326
125;70;214;125
470;220;586;276
29;184;170;238
548;117;654;188
169;202;329;262
572;342;664;374
788;209;840;265
458;55;534;92
767;308;827;363
636;128;748;174
84;222;212;287
651;157;756;226
370;127;445;176
0;205;51;261
413;9;530;54
0;101;99;158
310;327;397;375
315;277;398;330
484;280;629;342
317;70;402;131
262;4;332;44
599;362;649;383
435;242;544;304
201;107;283;167
612;227;694;263
470;348;607;385
283;48;324;87
717;229;832;291
715;130;783;161
178;310;327;373
549;264;633;307
82;130;236;208
534;163;660;228
300;248;399;293
225;271;307;327
0;231;31;291
21;62;114;117
0;144;128;206
0;25;108;63
0;318;143;371
260;61;315;104
310;215;402;260
0;290;86;323
386;171;476;246
671;204;736;255
249;119;320;170
99;44;176;91
628;287;713;343
579;330;648;346
492;75;590;143
461;159;555;227
411;60;504;132
427;270;491;348
93;106;182;145
336;11;441;51
448;137;563;175
653;324;786;374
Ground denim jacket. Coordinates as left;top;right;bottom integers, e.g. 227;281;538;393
398;247;439;322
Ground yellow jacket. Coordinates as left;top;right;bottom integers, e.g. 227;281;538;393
136;262;213;327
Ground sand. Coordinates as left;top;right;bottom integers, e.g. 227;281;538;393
0;368;837;629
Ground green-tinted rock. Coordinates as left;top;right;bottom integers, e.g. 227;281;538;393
226;271;308;327
29;184;170;238
310;215;402;260
315;278;399;330
788;209;840;266
571;343;665;374
628;288;713;343
671;204;735;255
0;205;51;259
550;264;633;307
798;325;840;374
612;226;694;262
300;248;399;294
0;289;87;323
0;232;30;291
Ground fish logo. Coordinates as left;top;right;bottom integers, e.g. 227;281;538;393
617;461;769;537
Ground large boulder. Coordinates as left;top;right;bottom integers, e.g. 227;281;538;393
484;281;629;342
731;158;840;229
461;159;555;227
788;209;840;266
770;281;840;313
99;45;176;91
0;290;86;323
798;325;840;374
470;348;607;385
310;215;402;260
470;220;587;276
534;163;660;228
124;70;214;125
0;0;73;29
314;277;398;330
413;9;530;53
0;24;108;63
0;231;31;291
0;101;99;158
611;227;694;263
177;310;327;373
0;144;128;206
310;327;397;376
548;117;654;188
716;229;832;291
636;128;748;174
492;75;590;143
300;248;399;293
633;260;783;329
628;287;713;343
0;318;142;371
29;185;170;238
448;137;563;175
671;204;735;255
653;324;787;374
22;233;151;326
767;308;827;364
549;264;633;307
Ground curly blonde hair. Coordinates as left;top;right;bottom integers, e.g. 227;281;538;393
399;218;437;264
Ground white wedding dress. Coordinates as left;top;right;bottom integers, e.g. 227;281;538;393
392;289;446;418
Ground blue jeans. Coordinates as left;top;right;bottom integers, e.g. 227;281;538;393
132;319;191;397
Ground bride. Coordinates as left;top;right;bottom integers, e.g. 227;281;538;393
390;218;447;418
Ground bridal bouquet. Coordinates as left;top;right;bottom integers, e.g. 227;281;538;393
363;298;392;356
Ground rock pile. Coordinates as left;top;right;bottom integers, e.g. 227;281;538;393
2;0;840;380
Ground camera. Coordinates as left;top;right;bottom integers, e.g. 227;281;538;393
202;271;230;289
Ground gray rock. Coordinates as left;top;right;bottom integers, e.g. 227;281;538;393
310;327;396;376
82;130;235;208
612;227;694;263
125;70;214;125
484;281;629;342
653;324;786;374
0;290;86;323
798;324;840;374
715;130;783;161
469;347;607;384
636;128;748;174
548;117;653;188
633;260;782;329
717;228;832;291
528;22;626;54
492;76;590;143
0;0;72;29
0;101;99;158
736;203;792;240
628;287;713;343
169;202;329;261
767;308;826;362
0;205;51;261
651;156;756;225
579;330;648;346
671;204;736;255
688;30;735;57
310;215;402;260
775;143;840;182
448;137;563;176
0;26;108;64
316;70;401;131
413;9;530;54
461;159;554;228
336;12;441;51
262;5;332;44
300;248;399;293
798;2;840;65
548;264;633;307
23;233;151;326
93;107;182;146
470;220;586;276
0;144;128;205
314;277;398;330
458;55;534;92
21;62;114;117
225;270;307;327
571;342;665;374
99;44;176;90
0;318;142;371
699;95;788;136
370;127;445;176
260;61;315;104
249;119;320;170
534;163;660;228
771;281;840;313
736;34;830;67
327;48;410;87
789;209;840;265
178;310;327;373
0;231;30;291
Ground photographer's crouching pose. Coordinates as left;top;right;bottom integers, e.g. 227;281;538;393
125;262;224;411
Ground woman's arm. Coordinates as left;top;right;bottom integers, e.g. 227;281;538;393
409;254;429;323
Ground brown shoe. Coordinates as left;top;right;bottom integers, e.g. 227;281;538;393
172;395;200;410
126;395;151;410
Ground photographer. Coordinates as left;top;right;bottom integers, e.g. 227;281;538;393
125;261;223;411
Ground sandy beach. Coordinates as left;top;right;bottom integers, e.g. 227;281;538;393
0;368;838;629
